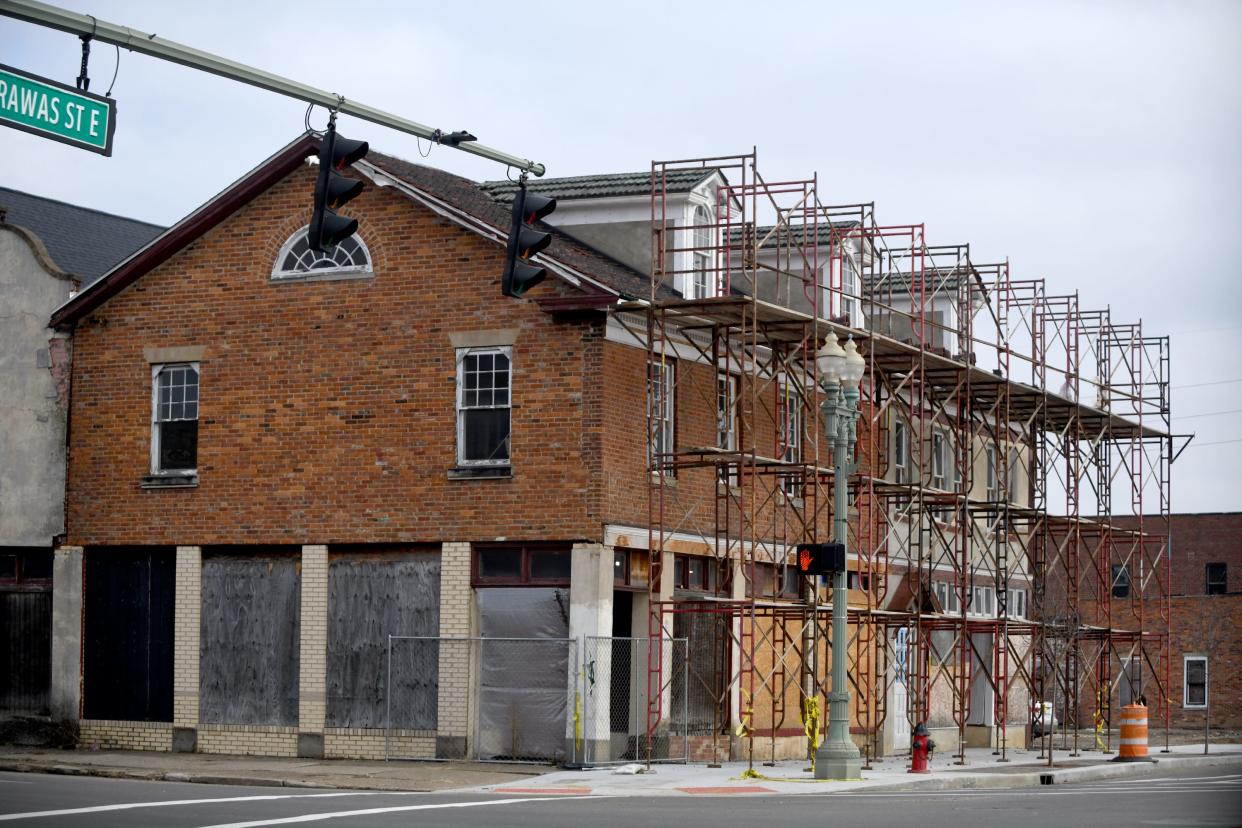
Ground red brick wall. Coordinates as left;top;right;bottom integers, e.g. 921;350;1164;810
599;342;856;553
66;166;603;546
1169;594;1242;727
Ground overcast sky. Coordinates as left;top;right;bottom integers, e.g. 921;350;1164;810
3;0;1239;513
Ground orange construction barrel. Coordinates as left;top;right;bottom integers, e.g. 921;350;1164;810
1117;704;1149;761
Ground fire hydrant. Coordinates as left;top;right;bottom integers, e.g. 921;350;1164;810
910;723;935;774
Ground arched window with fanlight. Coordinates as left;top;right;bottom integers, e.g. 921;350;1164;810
690;204;713;299
271;226;373;281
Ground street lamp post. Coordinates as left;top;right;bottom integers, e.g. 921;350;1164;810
814;334;866;781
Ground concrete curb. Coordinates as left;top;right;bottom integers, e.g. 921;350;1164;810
0;760;343;790
846;753;1242;793
3;752;1240;796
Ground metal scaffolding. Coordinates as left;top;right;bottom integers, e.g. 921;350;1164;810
624;149;1172;769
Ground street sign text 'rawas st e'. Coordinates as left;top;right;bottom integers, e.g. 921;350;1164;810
0;63;116;155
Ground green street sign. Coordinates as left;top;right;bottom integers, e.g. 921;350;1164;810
0;63;116;156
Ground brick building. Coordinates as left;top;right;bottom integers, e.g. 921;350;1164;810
48;133;1173;764
1119;513;1241;730
50;134;842;761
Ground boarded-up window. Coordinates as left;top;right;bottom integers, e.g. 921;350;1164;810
83;548;174;722
675;612;728;734
200;553;300;725
327;552;441;729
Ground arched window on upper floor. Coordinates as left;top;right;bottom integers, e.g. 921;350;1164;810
271;226;373;281
689;204;713;299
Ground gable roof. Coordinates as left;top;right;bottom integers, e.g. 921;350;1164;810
364;152;666;302
51;134;668;328
480;168;716;203
51;133;321;328
729;221;862;250
0;187;163;287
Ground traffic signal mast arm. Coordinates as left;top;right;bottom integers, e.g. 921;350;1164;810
0;0;545;176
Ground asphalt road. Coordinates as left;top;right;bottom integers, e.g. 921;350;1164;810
1;765;1240;827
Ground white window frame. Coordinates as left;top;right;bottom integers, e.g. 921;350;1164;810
717;372;738;486
893;419;909;484
648;359;675;473
1183;655;1207;709
455;346;512;468
986;445;998;501
150;362;200;478
1007;587;1028;619
780;380;803;499
841;250;860;326
932;431;947;490
690;205;713;299
271;226;373;281
1007;452;1020;503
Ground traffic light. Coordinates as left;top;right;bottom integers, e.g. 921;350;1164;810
795;542;846;576
502;181;556;297
309;121;368;253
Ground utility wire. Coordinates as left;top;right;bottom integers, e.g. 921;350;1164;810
1173;378;1242;390
1181;438;1242;448
1173;408;1242;420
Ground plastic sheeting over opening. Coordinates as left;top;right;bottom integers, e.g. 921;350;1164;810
476;587;571;761
327;552;440;729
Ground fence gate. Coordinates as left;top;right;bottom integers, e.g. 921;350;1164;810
384;636;577;764
579;637;688;765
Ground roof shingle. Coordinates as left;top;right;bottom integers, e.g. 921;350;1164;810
0;187;163;286
480;168;715;203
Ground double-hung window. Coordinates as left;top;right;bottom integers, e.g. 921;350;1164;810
1007;452;1020;503
457;347;511;467
985;446;998;501
1184;655;1207;709
1111;563;1131;599
1206;563;1227;595
151;363;199;479
780;381;803;499
648;359;675;473
841;252;860;325
893;419;909;484
931;432;947;490
717;373;738;485
691;205;713;299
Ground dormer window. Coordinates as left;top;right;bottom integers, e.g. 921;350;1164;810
271;226;372;281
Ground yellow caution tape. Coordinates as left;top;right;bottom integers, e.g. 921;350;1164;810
802;697;821;774
574;691;582;752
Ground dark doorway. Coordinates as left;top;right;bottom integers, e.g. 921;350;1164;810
610;592;633;733
83;548;174;722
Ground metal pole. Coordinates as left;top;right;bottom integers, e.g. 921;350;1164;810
815;381;863;780
0;0;545;176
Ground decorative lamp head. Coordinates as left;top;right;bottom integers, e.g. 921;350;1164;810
816;334;846;387
841;335;866;389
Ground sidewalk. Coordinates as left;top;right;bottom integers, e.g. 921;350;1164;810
1;743;1239;796
485;743;1242;796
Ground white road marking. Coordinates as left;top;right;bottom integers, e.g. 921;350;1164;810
0;780;32;785
0;791;422;822
196;795;607;828
818;783;1242;798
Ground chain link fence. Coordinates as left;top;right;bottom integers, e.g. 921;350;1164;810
579;637;688;765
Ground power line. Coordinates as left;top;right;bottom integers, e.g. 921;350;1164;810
1173;378;1242;390
1173;408;1242;420
1182;438;1242;448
